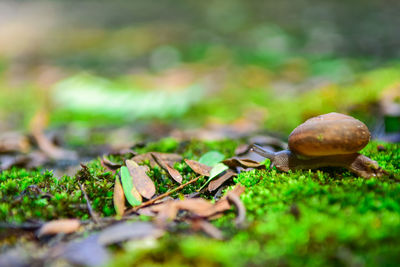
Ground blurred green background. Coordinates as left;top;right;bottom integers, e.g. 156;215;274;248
0;0;399;145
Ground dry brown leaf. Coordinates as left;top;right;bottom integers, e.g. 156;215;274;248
113;176;125;216
227;192;246;227
208;169;237;192
126;160;156;199
184;159;212;176
152;198;216;223
211;184;246;216
132;152;182;168
165;164;183;184
153;201;179;223
223;158;265;169
175;199;216;217
102;156;122;171
30;110;76;160
37;219;80;237
152;152;182;184
150;185;246;225
191;219;224;240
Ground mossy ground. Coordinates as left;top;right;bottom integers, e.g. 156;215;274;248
1;138;399;266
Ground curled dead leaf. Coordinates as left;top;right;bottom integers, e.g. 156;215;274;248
151;185;246;224
30;109;77;160
102;156;122;171
227;192;246;227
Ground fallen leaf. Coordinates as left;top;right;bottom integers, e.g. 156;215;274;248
223;158;265;169
102;156;122;171
191;219;224;240
126;160;156;199
150;185;246;224
0;132;30;153
227;192;246;227
212;184;246;216
120;166;142;206
98;221;164;245
198;151;225;166
113;175;126;216
176;199;216;217
152;153;183;184
152;201;179;224
132;152;182;168
208;169;237;192
184;159;212;176
30;109;77;160
199;163;229;191
54;234;110;267
37;219;80;237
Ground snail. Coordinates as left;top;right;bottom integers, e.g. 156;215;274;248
251;112;385;178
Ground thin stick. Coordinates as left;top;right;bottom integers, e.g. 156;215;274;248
125;175;203;214
78;182;99;224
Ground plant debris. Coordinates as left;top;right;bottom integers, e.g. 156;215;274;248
120;166;143;206
208;169;237;192
132;152;182;168
37;219;81;237
152;152;183;183
113;175;126;216
223;157;266;170
184;159;212;176
98;221;164;245
126;160;156;199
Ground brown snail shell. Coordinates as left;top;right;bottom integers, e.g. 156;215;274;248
288;112;370;157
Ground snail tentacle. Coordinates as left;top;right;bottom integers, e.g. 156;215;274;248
251;144;277;161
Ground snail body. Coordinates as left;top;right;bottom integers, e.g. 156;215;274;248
252;113;384;178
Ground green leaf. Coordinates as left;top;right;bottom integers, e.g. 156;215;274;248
198;163;229;191
198;151;225;167
120;166;142;207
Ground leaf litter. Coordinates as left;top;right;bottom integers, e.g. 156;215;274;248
120;166;142;206
2;145;253;265
126;159;156;199
37;219;81;238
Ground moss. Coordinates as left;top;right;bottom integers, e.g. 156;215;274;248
110;141;400;266
1;139;399;266
0;160;115;222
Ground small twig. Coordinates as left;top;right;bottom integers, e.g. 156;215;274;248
0;221;43;230
78;182;99;224
125;175;203;214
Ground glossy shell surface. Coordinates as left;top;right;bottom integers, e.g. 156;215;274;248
288;113;370;156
